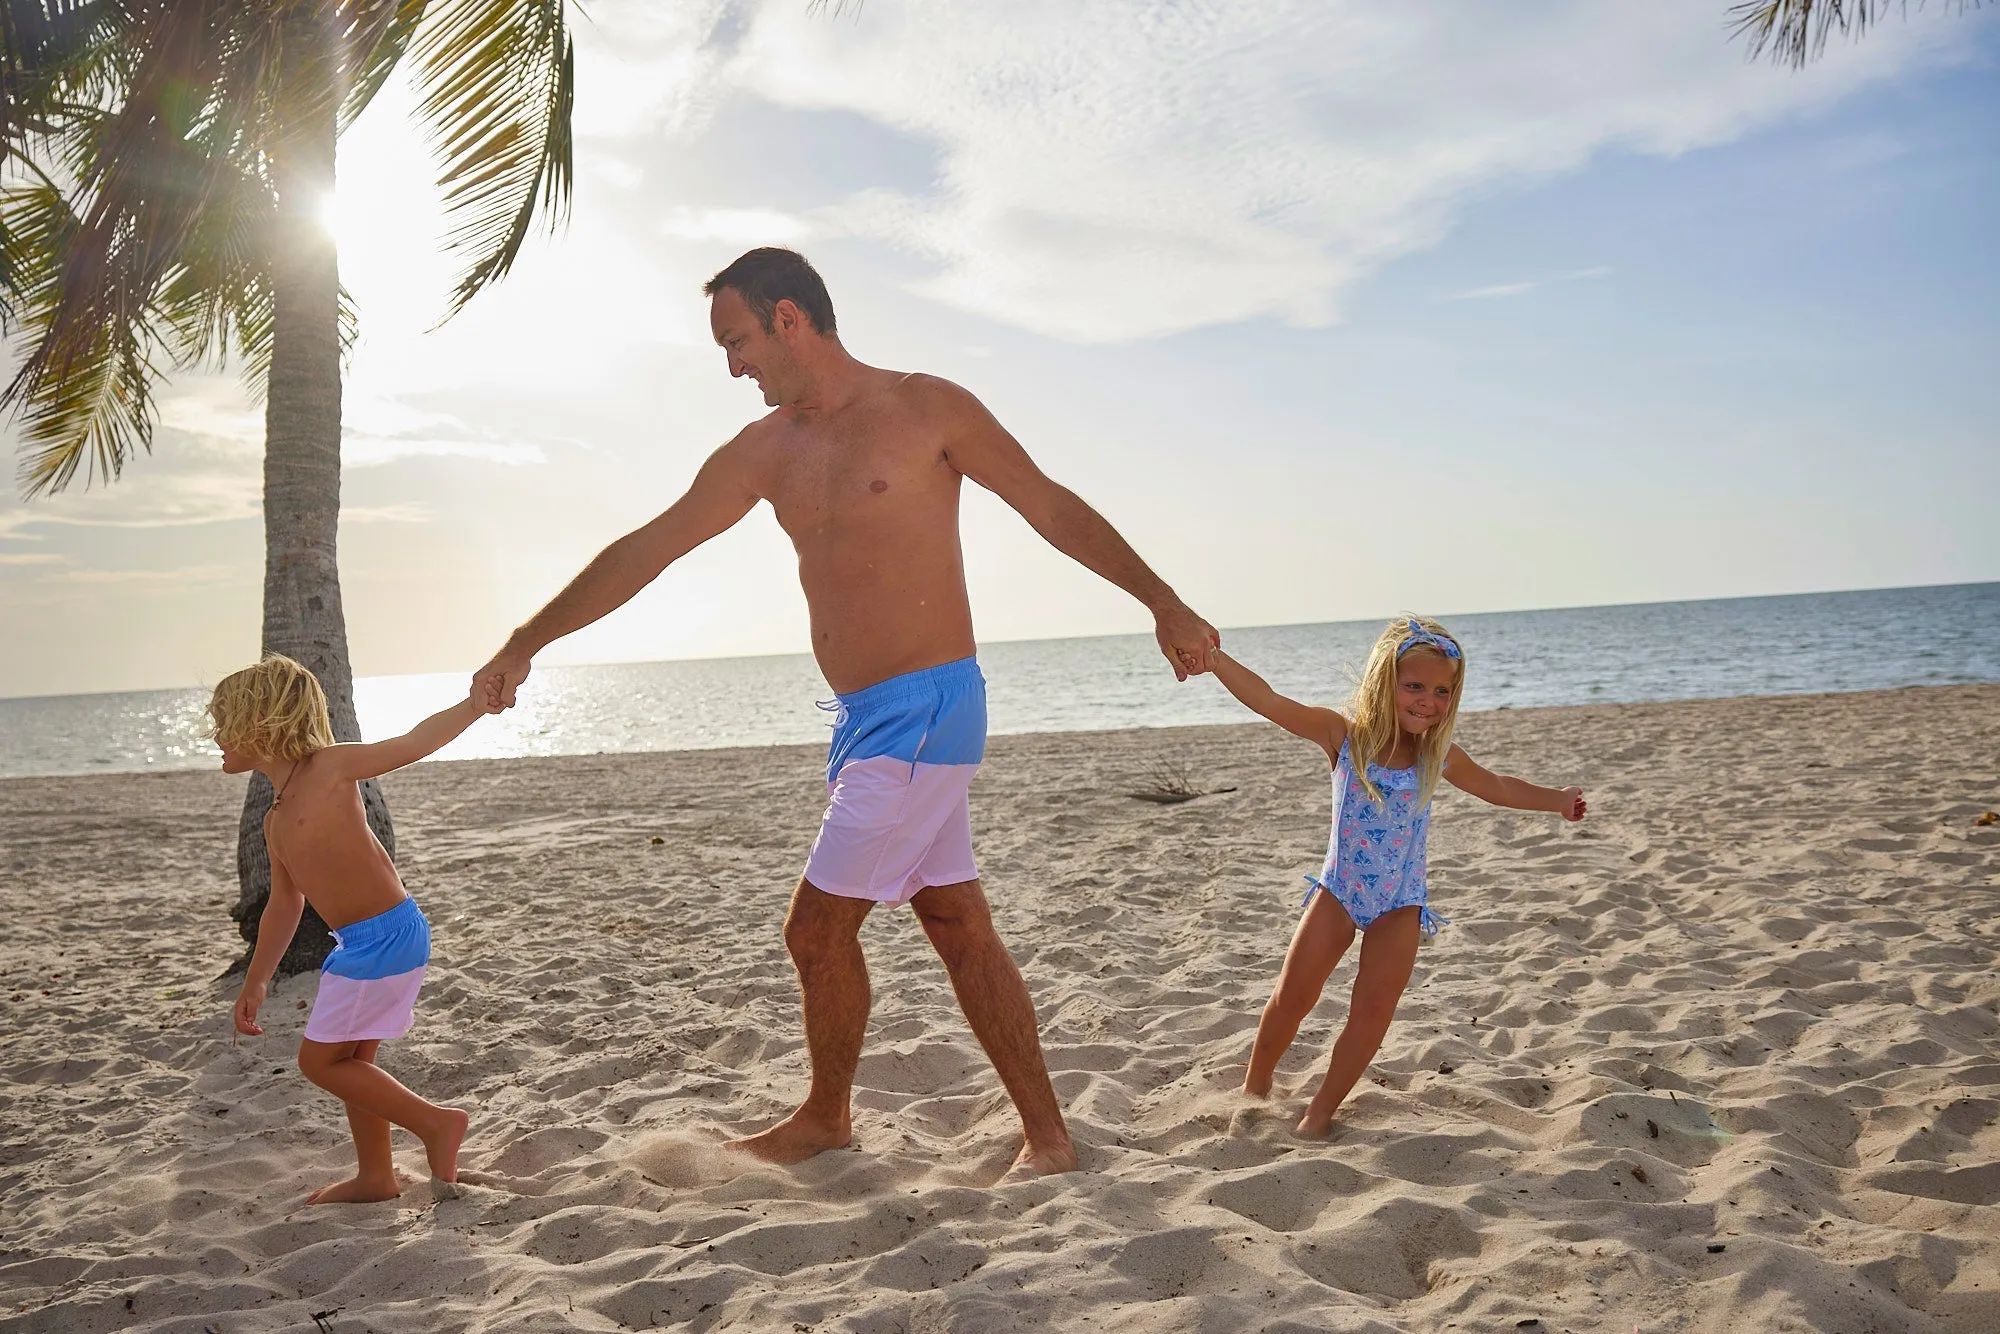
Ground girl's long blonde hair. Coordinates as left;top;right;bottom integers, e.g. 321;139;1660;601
207;654;336;762
1346;616;1465;808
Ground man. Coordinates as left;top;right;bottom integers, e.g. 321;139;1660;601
474;248;1218;1176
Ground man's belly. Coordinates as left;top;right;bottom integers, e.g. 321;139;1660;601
803;579;978;695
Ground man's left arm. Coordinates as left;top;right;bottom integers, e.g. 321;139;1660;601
938;379;1218;679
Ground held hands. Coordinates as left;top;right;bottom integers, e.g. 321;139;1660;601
471;645;532;713
1559;787;1588;822
233;979;267;1037
1154;600;1221;681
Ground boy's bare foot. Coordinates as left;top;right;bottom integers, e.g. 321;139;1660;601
306;1173;401;1205
727;1109;851;1165
1006;1136;1078;1178
423;1107;470;1183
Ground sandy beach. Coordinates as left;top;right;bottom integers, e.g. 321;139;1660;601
2;684;1997;1333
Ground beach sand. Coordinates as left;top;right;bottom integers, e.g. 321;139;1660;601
2;685;1997;1332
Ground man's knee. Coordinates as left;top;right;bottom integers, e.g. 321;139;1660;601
784;886;867;973
914;896;999;973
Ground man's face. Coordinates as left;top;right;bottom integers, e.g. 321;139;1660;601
709;287;791;407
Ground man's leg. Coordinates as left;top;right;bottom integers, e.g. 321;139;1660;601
729;879;877;1165
910;879;1076;1175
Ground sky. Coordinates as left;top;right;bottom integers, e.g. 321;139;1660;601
1;0;1996;699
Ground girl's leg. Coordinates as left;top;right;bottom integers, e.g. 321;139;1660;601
1297;905;1422;1137
298;1038;467;1201
1244;892;1357;1097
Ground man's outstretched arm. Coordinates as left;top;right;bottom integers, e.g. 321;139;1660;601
474;441;762;708
939;381;1218;679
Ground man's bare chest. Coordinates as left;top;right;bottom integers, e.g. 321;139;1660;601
764;429;957;538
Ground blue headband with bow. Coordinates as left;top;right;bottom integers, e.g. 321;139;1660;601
1397;624;1461;660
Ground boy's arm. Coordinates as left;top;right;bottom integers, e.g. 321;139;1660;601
1444;744;1586;820
1210;648;1346;758
234;851;305;1036
324;697;485;783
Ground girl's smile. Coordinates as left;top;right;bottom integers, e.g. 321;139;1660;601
1396;652;1460;735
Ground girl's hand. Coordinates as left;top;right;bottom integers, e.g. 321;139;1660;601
1560;787;1587;822
233;981;267;1036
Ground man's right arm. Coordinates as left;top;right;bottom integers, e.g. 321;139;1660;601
475;439;763;709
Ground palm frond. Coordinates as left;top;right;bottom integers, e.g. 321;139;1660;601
1729;0;1980;66
410;0;572;315
341;0;428;129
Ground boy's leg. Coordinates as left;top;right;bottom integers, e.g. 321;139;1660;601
910;879;1075;1176
1297;906;1422;1137
303;1039;400;1204
298;1037;468;1193
1245;892;1356;1097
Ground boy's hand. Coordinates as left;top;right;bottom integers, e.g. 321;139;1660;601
233;981;267;1036
1560;787;1587;822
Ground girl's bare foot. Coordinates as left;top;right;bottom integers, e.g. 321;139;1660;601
1242;1073;1274;1099
1295;1109;1335;1139
424;1108;470;1183
727;1108;852;1165
306;1173;401;1205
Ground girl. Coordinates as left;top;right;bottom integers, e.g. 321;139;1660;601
1209;617;1585;1137
213;654;488;1203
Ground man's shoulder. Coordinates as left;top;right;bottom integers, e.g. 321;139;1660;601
880;371;991;425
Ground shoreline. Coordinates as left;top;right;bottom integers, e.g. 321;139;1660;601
5;679;1996;786
3;684;1997;1331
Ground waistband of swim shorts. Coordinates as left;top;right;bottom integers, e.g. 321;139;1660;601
834;656;982;711
330;894;423;947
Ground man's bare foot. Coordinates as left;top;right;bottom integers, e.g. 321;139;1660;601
1294;1110;1335;1139
1006;1137;1078;1177
423;1107;470;1183
306;1173;401;1205
727;1109;851;1165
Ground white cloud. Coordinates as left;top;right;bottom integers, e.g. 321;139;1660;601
50;563;237;586
658;205;812;244
341;502;433;524
686;0;1971;341
0;552;64;566
1450;266;1613;301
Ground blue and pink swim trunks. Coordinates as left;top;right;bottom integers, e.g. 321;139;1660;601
804;657;986;905
304;895;431;1044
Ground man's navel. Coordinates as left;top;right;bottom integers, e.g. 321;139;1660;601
869;479;888;494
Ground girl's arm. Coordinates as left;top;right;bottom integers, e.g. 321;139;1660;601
1444;744;1586;820
324;697;486;783
234;851;305;1036
1210;649;1346;758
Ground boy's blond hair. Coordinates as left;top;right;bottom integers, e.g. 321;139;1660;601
207;655;336;762
1347;615;1465;808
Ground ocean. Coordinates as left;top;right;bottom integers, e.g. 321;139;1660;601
2;582;1995;781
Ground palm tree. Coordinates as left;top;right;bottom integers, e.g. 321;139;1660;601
1;0;575;974
1731;0;1981;65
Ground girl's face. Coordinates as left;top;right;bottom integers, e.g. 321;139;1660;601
1394;651;1459;735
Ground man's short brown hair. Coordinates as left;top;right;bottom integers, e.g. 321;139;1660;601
703;247;837;335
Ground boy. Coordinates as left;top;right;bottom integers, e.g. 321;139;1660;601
212;654;487;1203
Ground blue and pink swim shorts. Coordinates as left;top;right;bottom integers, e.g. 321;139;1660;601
804;656;987;905
303;895;430;1044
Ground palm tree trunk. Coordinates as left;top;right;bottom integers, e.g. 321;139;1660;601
229;14;394;977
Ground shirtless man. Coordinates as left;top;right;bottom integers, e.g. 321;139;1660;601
473;248;1218;1175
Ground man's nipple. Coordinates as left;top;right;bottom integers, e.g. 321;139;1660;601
870;479;888;494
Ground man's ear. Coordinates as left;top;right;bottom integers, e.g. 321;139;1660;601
773;298;802;336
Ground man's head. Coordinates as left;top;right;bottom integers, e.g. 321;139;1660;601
705;248;838;407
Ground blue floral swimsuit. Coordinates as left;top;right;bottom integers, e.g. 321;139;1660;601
1302;738;1449;935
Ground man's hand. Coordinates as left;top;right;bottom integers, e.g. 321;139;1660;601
233;980;267;1037
1559;787;1588;822
1154;601;1221;681
472;644;533;712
